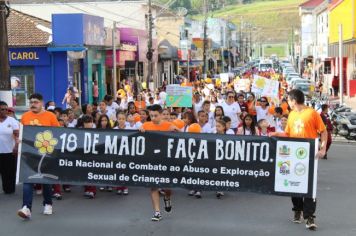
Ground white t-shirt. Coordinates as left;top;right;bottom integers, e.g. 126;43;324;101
220;101;241;128
99;109;116;121
107;102;120;115
256;106;270;122
226;129;235;135
193;100;204;114
125;122;139;130
119;100;128;110
207;111;215;128
274;118;284;132
0;117;19;153
159;91;167;102
67;119;78;128
200;123;213;133
114;122;139;130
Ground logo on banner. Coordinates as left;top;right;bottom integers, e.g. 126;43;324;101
284;179;301;187
278;145;291;157
29;130;59;180
296;147;307;159
294;163;306;176
278;161;290;175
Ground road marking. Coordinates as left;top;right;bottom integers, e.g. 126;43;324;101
154;150;161;154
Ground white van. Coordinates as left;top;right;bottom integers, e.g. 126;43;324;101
258;61;273;72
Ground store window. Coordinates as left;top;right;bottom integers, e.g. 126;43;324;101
10;67;35;108
324;61;331;74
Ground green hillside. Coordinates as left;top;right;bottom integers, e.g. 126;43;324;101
194;0;304;43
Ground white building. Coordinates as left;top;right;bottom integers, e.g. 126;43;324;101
299;0;324;78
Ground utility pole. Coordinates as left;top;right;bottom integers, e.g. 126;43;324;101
239;17;243;63
249;27;252;60
0;1;12;105
112;21;117;97
291;26;295;64
227;17;231;71
146;0;153;91
202;0;208;79
339;24;344;104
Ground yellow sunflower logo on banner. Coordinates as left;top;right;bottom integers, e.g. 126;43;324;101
29;130;59;180
34;131;58;155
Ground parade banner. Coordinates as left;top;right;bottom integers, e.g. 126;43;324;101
17;126;318;198
251;75;280;98
166;85;192;107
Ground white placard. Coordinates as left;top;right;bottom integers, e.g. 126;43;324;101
274;141;310;194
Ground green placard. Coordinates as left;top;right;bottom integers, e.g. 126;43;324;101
166;85;192;107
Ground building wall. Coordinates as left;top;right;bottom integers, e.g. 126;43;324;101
52;51;68;107
316;10;329;60
301;13;315;57
329;0;355;44
156;17;184;48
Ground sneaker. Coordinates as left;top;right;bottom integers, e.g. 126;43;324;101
107;187;113;192
84;191;95;199
52;193;62;200
216;191;224;198
194;191;202;199
123;188;129;195
99;187;105;191
17;206;31;219
116;189;122;195
151;211;162;221
188;190;196;196
43;204;53;215
292;211;303;224
306;216;317;230
164;196;172;212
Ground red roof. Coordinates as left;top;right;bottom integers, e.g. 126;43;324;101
328;0;344;11
299;0;324;8
7;9;51;47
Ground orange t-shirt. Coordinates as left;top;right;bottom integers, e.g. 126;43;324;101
268;104;275;115
21;111;60;127
134;101;146;110
247;101;257;116
142;121;172;131
281;102;290;115
285;107;325;139
181;82;193;87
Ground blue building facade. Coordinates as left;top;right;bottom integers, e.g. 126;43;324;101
10;13;107;109
9;47;53;108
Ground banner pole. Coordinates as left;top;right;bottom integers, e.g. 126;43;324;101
16;124;24;185
312;138;319;199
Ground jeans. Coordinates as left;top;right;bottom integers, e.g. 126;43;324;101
22;183;52;210
291;197;316;219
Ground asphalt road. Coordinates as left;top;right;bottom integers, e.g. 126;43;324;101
0;143;355;236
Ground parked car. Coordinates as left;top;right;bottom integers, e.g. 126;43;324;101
294;82;315;98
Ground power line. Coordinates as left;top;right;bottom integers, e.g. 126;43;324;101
60;2;140;28
78;2;143;24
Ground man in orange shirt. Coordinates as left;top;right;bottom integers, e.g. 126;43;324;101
17;93;60;220
272;89;327;231
140;104;178;221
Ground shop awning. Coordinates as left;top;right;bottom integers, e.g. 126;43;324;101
179;60;203;67
47;46;86;52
